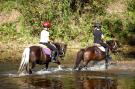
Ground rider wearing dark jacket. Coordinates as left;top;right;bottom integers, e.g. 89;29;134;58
93;22;111;61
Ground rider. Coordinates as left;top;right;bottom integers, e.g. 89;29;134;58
92;22;112;61
39;21;57;62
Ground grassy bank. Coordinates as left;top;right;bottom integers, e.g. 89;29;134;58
0;0;135;61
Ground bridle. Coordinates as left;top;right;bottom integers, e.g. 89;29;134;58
108;40;118;53
56;43;67;59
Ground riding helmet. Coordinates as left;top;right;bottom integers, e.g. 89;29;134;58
42;22;51;28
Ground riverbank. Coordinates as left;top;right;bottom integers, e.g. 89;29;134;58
0;40;83;62
0;40;135;63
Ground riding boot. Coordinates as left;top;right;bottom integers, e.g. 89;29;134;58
51;51;57;62
105;48;112;62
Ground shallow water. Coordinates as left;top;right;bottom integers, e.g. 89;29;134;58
0;62;135;89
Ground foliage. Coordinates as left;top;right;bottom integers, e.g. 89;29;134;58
127;0;135;12
0;0;16;12
0;0;135;46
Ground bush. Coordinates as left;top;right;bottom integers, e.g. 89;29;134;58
1;0;135;45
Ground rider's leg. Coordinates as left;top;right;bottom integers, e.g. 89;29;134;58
51;51;57;62
45;43;57;62
101;43;112;61
105;46;112;62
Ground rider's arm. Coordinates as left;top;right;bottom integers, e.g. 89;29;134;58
101;33;106;43
101;34;104;39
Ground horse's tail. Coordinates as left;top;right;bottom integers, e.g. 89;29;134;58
18;47;30;74
73;48;85;69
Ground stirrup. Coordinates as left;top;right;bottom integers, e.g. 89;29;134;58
51;56;56;62
52;59;56;62
106;56;112;61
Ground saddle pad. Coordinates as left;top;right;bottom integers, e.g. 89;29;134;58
98;46;105;52
38;44;47;48
42;48;51;55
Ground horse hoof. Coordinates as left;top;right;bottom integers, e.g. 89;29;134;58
29;71;32;74
78;68;82;71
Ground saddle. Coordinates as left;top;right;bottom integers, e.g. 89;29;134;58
94;43;105;52
98;46;105;52
38;44;51;55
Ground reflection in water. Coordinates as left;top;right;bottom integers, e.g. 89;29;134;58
1;72;135;89
74;72;117;89
18;76;63;89
16;73;117;89
0;61;135;89
82;78;117;89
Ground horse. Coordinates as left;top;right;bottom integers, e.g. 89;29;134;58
18;42;67;74
73;40;118;70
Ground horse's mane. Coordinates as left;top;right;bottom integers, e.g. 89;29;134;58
53;42;67;48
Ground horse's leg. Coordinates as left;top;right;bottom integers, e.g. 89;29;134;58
78;61;89;71
26;63;32;74
74;49;84;70
105;57;108;69
91;61;98;67
85;65;88;70
28;66;32;74
45;62;49;70
55;60;62;70
26;62;35;74
73;57;82;70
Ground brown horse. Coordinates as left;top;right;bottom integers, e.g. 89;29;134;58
73;40;118;70
18;42;67;74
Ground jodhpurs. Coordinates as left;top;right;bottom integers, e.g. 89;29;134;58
39;42;57;52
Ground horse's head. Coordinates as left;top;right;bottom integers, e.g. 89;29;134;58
53;42;67;60
106;40;119;53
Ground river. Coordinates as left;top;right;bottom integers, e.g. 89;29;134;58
0;61;135;89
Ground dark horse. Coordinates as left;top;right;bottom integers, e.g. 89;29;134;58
74;40;118;70
18;42;67;74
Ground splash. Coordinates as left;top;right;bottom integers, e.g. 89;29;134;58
3;63;114;77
